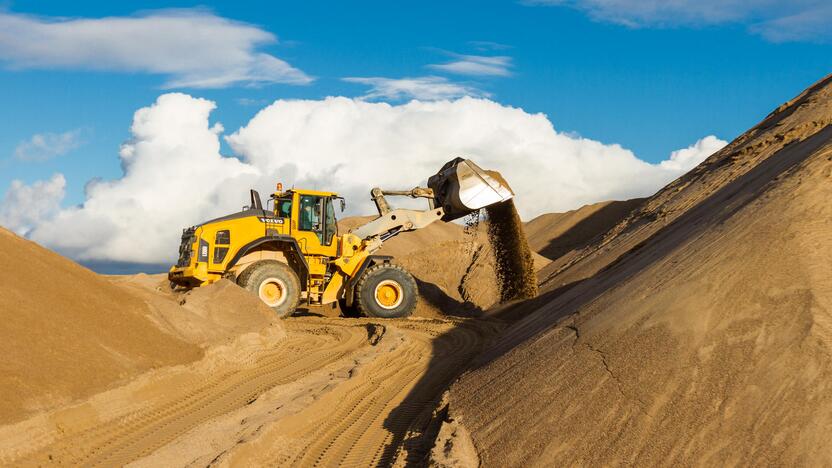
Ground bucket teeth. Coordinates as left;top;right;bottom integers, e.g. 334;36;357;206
428;157;514;221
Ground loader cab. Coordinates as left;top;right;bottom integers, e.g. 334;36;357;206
273;188;341;257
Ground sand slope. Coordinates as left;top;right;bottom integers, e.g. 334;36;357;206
524;198;644;261
450;74;832;465
0;228;202;424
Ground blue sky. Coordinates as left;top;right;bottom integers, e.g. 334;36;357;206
1;0;830;209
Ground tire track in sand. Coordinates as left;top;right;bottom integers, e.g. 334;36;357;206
225;318;500;467
8;317;501;467
14;322;370;467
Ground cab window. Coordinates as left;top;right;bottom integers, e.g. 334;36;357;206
276;198;292;218
324;197;337;245
299;195;324;241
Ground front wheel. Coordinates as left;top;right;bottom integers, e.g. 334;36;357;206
355;263;417;318
237;260;301;318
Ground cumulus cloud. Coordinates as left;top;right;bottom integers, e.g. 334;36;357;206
660;135;726;171
343;76;486;101
0;9;312;88
3;94;723;264
14;130;83;162
26;94;260;262
0;173;66;236
526;0;832;42
429;54;513;77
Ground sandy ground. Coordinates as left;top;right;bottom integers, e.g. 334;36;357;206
0;216;524;466
0;316;503;466
448;74;832;466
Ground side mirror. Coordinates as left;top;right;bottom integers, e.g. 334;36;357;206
340;198;346;212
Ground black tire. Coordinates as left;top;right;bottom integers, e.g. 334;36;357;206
355;263;417;319
338;299;360;318
237;260;301;318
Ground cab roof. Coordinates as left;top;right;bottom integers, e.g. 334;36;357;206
275;188;339;198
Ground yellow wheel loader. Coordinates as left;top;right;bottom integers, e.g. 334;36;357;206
168;158;513;318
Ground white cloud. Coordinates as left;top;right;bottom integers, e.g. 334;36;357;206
0;173;66;236
526;0;832;42
468;41;512;52
659;135;726;172
14;130;83;162
429;54;513;77
343;76;486;101
0;10;312;88
3;94;723;264
24;94;260;262
750;4;832;42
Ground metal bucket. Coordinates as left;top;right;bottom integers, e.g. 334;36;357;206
427;157;514;221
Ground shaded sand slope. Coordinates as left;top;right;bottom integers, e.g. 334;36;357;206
0;228;202;424
450;74;832;465
538;74;832;294
524;198;644;261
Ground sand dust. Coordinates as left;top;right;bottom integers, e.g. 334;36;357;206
484;200;538;302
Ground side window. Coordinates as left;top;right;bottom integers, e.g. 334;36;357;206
213;230;230;264
299;195;323;242
276;198;292;218
324;197;337;245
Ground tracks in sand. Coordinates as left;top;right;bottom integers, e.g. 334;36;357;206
2;316;500;467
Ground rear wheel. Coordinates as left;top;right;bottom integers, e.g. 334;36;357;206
237;260;301;318
355;263;417;318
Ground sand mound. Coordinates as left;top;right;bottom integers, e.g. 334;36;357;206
0;228;202;424
449;74;832;465
340;216;548;317
525;198;644;261
113;275;281;346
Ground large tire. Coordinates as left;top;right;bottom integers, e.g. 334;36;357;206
355;263;417;318
237;260;301;318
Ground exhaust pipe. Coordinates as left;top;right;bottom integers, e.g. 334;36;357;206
428;157;514;221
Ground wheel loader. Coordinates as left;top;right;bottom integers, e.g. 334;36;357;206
168;158;513;318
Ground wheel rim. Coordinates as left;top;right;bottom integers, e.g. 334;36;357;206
259;277;288;307
374;280;404;309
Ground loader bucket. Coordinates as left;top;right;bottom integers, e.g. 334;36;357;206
427;157;514;221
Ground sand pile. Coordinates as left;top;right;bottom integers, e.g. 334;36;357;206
113;275;281;346
0;228;202;424
339;216;548;317
484;200;538;302
524;198;644;261
448;74;832;465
